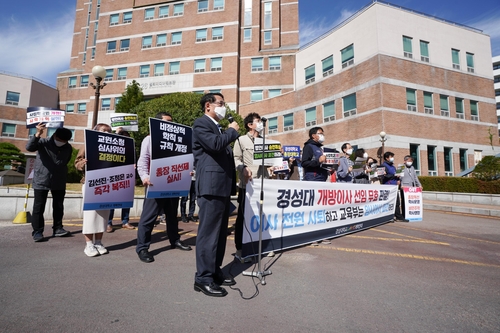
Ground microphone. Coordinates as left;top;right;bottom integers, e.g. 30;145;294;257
261;117;267;123
227;115;234;123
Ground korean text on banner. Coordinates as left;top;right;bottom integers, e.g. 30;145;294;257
26;107;65;128
110;113;139;132
253;137;282;166
403;187;423;222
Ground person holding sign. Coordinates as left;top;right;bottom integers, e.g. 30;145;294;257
337;143;355;183
381;151;408;222
193;93;239;297
26;123;73;242
233;112;268;263
400;155;423;220
136;112;192;264
301;127;329;182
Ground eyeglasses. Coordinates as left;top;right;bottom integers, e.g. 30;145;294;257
211;101;226;107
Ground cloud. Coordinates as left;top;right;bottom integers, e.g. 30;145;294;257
466;9;500;56
300;9;356;46
0;11;74;86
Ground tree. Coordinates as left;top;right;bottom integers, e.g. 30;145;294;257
115;80;144;113
0;142;26;171
129;92;245;151
67;147;82;183
473;156;500;181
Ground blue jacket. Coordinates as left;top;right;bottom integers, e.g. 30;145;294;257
382;161;398;185
301;139;328;182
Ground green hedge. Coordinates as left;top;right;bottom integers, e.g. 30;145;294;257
419;176;500;194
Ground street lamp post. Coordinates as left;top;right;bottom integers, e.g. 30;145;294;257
379;131;387;160
90;65;107;129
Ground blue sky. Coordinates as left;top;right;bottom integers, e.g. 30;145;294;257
1;0;499;87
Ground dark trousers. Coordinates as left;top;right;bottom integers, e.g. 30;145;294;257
180;180;196;217
31;189;65;235
136;197;179;253
395;189;404;220
234;189;246;251
195;195;229;284
108;208;130;225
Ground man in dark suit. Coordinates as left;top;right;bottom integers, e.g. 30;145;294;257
193;93;239;297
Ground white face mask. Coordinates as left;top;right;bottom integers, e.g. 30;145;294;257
363;152;368;159
346;148;353;155
255;121;264;133
389;157;394;163
406;162;413;167
54;139;66;147
318;134;325;143
214;106;226;121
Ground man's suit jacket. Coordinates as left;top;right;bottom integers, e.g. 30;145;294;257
193;114;239;197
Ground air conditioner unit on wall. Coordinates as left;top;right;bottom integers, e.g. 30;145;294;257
421;56;429;62
424;107;433;114
456;113;464;119
453;64;460;70
407;105;417;112
404;52;413;59
440;110;449;117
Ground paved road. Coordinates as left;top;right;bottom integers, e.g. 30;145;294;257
1;210;499;333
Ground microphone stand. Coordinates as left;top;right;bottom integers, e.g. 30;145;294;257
242;117;272;285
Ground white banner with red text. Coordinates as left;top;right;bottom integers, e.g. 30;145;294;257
403;187;423;222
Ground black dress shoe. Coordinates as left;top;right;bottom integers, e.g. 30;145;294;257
188;215;199;222
138;249;154;263
214;275;236;286
172;240;192;251
194;282;228;297
181;215;188;223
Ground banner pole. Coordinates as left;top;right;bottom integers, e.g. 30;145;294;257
242;118;272;284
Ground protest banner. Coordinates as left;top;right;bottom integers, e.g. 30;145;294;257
323;147;340;166
282;145;301;159
26;107;65;128
110;113;139;131
24;157;35;184
403;187;423;222
83;130;135;210
146;118;193;198
242;180;397;257
253;138;282;166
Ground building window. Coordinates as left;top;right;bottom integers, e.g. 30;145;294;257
341;44;354;68
343;93;357;117
198;0;208;12
406;88;416;111
159;5;169;18
144;8;155;20
107;41;116;53
269;56;281;70
402;36;413;59
154;63;164;76
110;14;119;25
268;116;278;134
440;95;449;117
264;2;272;29
444;147;453;176
251;58;263;71
194;59;206;73
80;75;89;87
410;144;420;175
470;100;479;121
156;34;166;47
322;55;333;77
171;32;182;45
459;149;468;172
66;104;74;113
210;57;222;71
283;113;294;131
250;90;263;102
196;29;207;42
68;77;77;88
117;67;127;80
264;31;272;45
420;40;429;62
78;103;86;114
173;3;184;16
214;0;224;10
169;62;180;75
5;91;20;105
142;36;153;49
305;65;315;84
323;101;335;123
243;28;251;42
140;65;150;77
120;39;130;51
91;48;95;60
305;107;316;127
28;127;37;138
104;69;113;81
424;91;433;114
2;124;16;137
455;98;464;119
452;49;460;70
268;89;281;98
427;146;437;176
466;52;474;73
244;0;252;26
123;12;132;23
101;98;111;111
212;27;223;40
